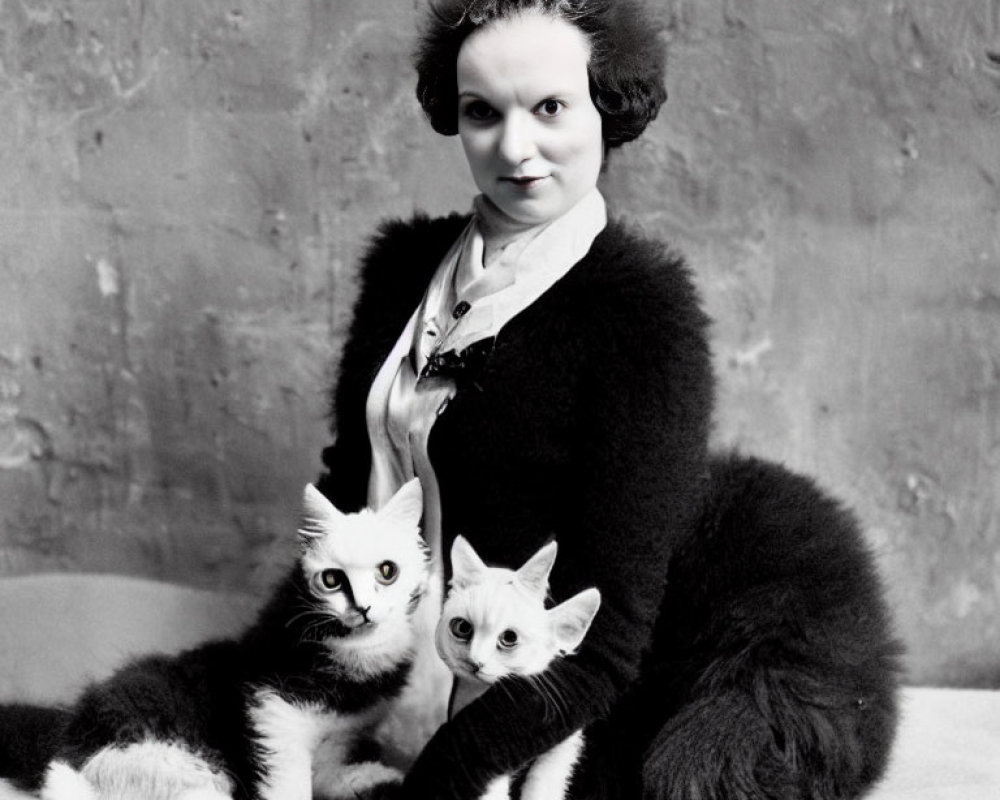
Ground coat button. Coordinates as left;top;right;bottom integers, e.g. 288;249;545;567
453;301;471;319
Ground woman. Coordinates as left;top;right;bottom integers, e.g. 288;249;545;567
317;1;900;798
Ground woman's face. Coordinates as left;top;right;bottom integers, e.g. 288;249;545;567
455;11;604;226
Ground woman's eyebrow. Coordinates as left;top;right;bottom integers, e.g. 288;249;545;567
458;87;578;100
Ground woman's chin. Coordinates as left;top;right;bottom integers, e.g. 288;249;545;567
485;186;593;228
484;190;556;226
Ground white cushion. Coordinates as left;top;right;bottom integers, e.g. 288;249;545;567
0;573;258;704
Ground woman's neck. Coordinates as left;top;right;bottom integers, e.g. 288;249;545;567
473;195;547;267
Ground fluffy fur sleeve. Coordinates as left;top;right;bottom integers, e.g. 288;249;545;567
401;223;715;798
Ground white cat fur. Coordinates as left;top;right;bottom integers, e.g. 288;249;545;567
39;740;232;800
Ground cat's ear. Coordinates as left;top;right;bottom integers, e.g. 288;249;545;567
514;540;558;598
549;587;602;655
379;477;423;528
299;483;343;541
450;535;489;587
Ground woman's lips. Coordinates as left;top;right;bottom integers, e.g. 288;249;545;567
500;175;548;189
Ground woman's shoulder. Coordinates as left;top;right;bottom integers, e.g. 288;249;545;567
348;211;470;309
571;218;707;328
585;218;690;283
370;210;470;245
361;212;470;272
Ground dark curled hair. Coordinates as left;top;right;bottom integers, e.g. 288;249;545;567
414;0;667;148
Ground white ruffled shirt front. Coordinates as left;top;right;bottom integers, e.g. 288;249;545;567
364;188;607;568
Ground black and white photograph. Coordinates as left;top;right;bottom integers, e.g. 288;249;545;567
1;1;998;798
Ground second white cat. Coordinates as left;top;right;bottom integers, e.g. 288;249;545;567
435;536;601;800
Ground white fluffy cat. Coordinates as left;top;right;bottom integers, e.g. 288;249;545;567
28;479;429;800
435;536;601;800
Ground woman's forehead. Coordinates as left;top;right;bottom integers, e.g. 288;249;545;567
456;10;592;95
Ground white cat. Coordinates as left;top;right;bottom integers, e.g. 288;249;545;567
435;536;601;800
29;479;429;800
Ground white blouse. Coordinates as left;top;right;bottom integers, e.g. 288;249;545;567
364;189;607;569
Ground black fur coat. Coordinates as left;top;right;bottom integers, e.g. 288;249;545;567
318;214;715;798
317;215;901;800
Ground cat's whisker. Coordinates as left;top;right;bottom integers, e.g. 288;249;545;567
284;607;324;629
531;672;571;725
298;618;334;644
292;619;326;643
524;674;554;719
297;613;325;630
495;675;519;707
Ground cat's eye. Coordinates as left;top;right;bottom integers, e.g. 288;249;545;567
449;617;473;642
318;569;344;592
376;561;399;585
498;629;519;650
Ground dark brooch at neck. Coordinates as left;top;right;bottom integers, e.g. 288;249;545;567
419;337;496;384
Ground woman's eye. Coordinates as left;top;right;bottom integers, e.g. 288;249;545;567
376;561;399;585
536;99;564;117
462;100;496;122
449;617;474;641
319;569;344;591
498;629;519;649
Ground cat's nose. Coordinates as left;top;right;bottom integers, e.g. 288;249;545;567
358;605;372;622
467;659;485;674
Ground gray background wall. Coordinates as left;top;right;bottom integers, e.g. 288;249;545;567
1;0;998;687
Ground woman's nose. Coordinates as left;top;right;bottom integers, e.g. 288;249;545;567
497;112;537;165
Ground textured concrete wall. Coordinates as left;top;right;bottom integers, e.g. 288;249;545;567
1;0;998;687
624;0;1000;688
0;0;462;590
